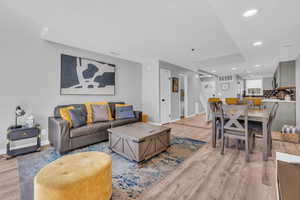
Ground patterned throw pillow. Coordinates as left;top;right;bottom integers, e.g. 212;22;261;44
85;102;113;123
68;108;87;128
92;105;110;122
59;106;75;128
115;104;135;119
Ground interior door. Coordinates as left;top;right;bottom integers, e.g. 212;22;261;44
160;69;171;124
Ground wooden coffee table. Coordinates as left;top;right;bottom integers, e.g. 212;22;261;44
108;122;171;162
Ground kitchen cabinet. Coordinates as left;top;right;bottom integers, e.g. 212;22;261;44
274;61;296;88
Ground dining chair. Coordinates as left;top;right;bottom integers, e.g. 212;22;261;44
209;101;223;139
207;98;221;121
225;98;239;105
219;104;254;161
249;102;279;156
253;98;262;108
208;98;221;103
243;97;254;108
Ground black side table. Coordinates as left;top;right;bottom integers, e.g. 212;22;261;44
7;125;41;157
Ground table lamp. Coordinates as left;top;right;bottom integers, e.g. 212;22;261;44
14;106;25;129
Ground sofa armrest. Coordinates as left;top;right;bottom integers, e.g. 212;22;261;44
134;111;143;121
48;117;70;154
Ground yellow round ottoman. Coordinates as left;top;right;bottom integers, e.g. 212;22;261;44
34;152;112;200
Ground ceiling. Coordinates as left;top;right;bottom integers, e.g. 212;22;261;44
2;0;300;77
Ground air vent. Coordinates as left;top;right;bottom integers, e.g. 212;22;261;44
218;75;233;82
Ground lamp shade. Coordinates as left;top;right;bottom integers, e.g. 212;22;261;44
16;106;25;117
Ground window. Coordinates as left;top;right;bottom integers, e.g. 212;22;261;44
246;79;263;96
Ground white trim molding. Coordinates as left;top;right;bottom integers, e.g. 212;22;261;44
169;118;181;123
186;113;197;118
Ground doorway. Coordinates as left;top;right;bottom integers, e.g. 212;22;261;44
179;74;187;119
160;68;171;124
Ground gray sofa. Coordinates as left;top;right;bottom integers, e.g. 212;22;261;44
48;102;142;154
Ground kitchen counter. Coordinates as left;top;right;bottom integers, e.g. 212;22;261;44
263;100;296;131
262;99;296;103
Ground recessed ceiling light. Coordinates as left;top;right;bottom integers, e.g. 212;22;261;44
254;64;261;67
232;67;237;71
41;27;49;38
253;41;263;46
211;70;216;73
243;9;258;18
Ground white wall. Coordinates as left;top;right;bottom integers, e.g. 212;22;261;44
0;6;142;152
159;61;204;121
216;75;241;98
296;55;300;127
186;71;205;116
263;77;273;90
142;60;160;123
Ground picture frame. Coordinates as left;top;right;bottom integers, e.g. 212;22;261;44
172;77;179;93
60;54;116;95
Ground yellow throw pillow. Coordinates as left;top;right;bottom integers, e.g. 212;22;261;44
85;102;113;123
115;104;131;107
59;106;75;128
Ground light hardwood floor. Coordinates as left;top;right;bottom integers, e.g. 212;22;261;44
0;158;19;200
1;115;300;200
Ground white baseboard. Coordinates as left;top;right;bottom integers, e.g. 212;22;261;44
0;139;49;156
41;140;50;146
186;113;197;118
185;111;205;118
169;118;181;123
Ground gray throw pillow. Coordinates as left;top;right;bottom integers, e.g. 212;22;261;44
115;105;135;119
69;108;87;128
92;105;110;122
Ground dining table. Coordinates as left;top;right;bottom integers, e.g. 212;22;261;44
211;108;270;161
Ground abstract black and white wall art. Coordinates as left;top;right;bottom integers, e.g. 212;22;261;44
60;54;116;95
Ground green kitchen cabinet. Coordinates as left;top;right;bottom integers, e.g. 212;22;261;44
274;60;296;88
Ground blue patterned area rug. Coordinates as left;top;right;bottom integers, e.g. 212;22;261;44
18;137;205;200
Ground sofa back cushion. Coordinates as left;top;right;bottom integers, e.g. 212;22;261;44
92;105;110;122
115;104;135;119
108;102;125;119
69;108;87;128
85;102;113;123
54;104;87;118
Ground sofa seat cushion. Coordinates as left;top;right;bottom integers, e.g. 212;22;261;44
70;122;111;138
111;118;138;128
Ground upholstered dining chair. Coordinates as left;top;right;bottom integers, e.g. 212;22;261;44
219;104;254;161
249;102;279;156
225;98;239;105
